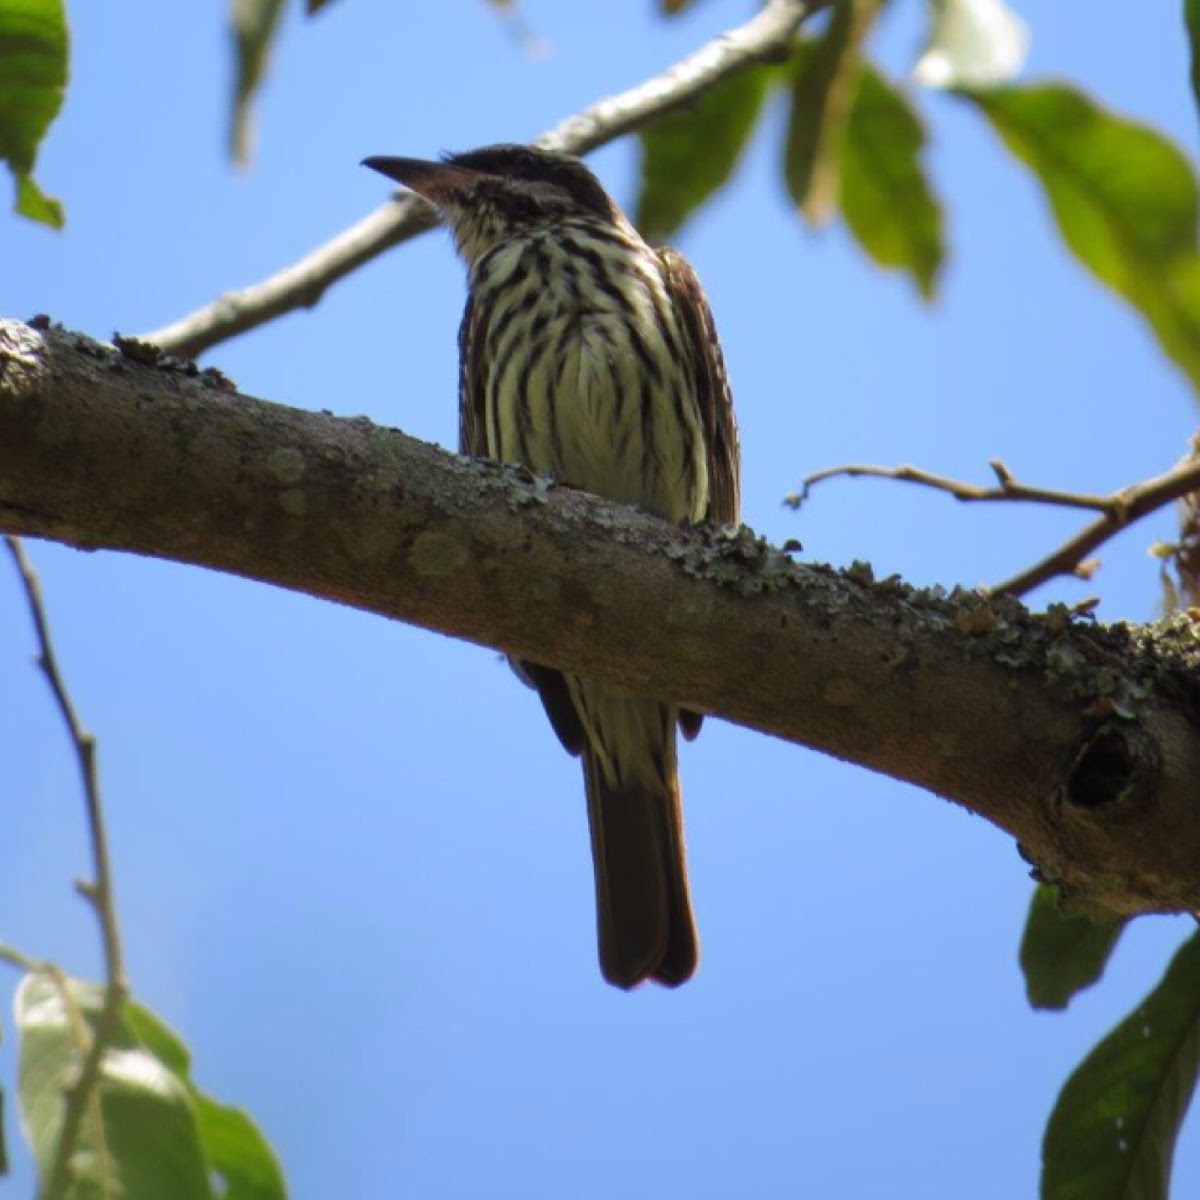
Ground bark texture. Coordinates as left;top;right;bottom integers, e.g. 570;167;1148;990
4;317;1200;917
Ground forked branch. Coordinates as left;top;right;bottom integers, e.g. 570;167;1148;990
792;456;1200;597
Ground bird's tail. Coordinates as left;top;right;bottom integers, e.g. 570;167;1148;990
579;692;698;988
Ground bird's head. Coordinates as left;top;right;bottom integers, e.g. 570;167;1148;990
363;143;622;264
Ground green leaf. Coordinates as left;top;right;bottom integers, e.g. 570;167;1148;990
783;6;860;224
229;0;287;166
17;974;212;1198
120;998;286;1200
1019;884;1127;1010
306;0;337;13
1188;0;1200;129
16;164;62;226
636;64;775;242
782;12;944;299
965;84;1200;395
16;975;286;1200
1042;930;1200;1200
840;65;945;299
119;997;194;1076
0;0;68;227
194;1097;286;1200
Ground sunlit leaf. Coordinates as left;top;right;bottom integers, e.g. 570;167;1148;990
840;64;944;298
194;1097;286;1200
229;0;287;166
1042;930;1200;1200
784;5;860;224
16;169;62;227
0;0;67;227
783;13;943;298
914;0;1029;89
17;974;212;1198
636;64;775;242
121;1000;286;1200
1019;884;1126;1010
966;84;1200;395
16;975;286;1200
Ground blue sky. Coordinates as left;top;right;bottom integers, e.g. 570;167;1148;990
3;1;1199;1196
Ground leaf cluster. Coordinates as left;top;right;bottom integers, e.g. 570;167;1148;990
16;975;285;1200
638;2;1200;400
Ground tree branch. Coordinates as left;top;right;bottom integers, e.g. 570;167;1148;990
5;533;127;1200
6;316;1200;921
793;456;1200;597
792;458;1119;514
138;0;829;358
994;459;1200;594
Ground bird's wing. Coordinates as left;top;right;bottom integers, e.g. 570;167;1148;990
658;248;741;741
458;290;487;459
459;291;588;757
657;247;741;527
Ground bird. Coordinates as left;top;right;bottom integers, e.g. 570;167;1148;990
364;144;740;988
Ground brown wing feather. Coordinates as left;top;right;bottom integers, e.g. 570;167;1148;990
459;291;588;756
458;291;487;458
657;247;741;527
658;248;741;740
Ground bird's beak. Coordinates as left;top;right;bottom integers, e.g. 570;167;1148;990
361;156;478;203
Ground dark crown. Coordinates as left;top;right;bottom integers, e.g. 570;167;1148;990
443;144;617;221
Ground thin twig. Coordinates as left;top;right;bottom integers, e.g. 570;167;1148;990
139;0;830;358
0;942;42;973
995;459;1200;595
4;536;127;1200
481;0;551;58
789;458;1118;513
790;457;1200;598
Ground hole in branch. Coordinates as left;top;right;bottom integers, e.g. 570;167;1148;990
1067;729;1135;808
